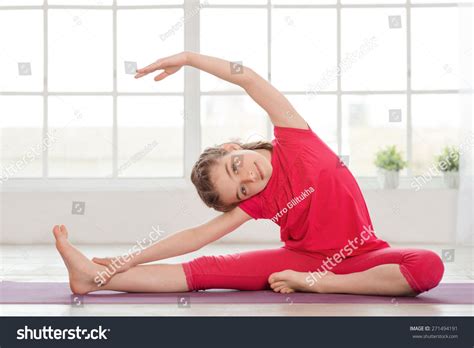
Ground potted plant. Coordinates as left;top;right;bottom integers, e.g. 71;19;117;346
436;146;459;189
374;145;407;189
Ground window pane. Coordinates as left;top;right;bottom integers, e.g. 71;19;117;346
48;0;112;4
272;0;335;4
412;8;463;90
48;96;112;177
341;8;406;91
0;96;43;179
272;9;337;92
201;9;267;92
49;10;112;92
342;94;407;176
0;10;43;92
117;9;184;92
118;97;183;177
342;0;403;3
201;96;268;149
0;0;42;4
413;0;472;3
412;94;462;176
118;0;183;4
286;95;337;152
202;0;265;4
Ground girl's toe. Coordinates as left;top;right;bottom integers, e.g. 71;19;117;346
273;285;286;293
270;281;286;289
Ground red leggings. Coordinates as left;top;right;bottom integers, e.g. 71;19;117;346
182;247;444;294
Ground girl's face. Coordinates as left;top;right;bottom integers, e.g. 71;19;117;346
211;148;273;206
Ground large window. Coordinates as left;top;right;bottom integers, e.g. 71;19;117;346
0;0;471;187
0;0;184;182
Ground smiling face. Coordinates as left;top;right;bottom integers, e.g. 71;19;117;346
211;148;273;207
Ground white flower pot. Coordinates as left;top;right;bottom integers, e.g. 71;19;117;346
377;169;400;189
443;171;459;189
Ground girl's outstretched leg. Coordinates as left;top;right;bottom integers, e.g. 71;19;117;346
98;264;188;293
53;225;188;294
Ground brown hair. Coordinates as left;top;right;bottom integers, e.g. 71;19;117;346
190;140;273;212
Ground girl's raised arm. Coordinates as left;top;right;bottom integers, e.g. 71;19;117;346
135;51;308;130
189;52;308;129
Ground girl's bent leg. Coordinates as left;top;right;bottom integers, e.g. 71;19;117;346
269;248;445;296
332;247;445;294
315;264;417;296
269;264;416;296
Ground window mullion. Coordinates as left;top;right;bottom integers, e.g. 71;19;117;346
267;0;272;140
337;0;342;155
407;0;412;177
113;0;118;178
42;0;48;179
184;0;201;179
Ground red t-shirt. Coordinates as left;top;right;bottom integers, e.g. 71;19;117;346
238;125;390;257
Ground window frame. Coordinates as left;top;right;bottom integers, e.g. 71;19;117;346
0;0;468;192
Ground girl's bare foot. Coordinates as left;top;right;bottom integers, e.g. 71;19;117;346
268;270;336;294
53;225;107;295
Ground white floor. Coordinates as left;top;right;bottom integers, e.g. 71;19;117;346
1;243;473;316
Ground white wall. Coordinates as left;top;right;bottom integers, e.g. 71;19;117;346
0;186;458;245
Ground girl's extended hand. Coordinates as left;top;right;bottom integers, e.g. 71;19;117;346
92;256;133;284
134;51;188;81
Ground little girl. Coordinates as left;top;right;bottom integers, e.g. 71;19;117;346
53;51;444;296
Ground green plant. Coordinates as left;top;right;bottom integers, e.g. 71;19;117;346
374;145;407;172
436;146;459;172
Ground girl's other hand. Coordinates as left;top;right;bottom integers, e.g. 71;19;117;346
92;256;133;280
134;51;188;81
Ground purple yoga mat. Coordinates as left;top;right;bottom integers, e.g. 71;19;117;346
0;281;473;305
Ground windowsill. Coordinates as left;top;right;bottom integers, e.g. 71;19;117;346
0;178;189;192
0;176;455;192
355;176;452;191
